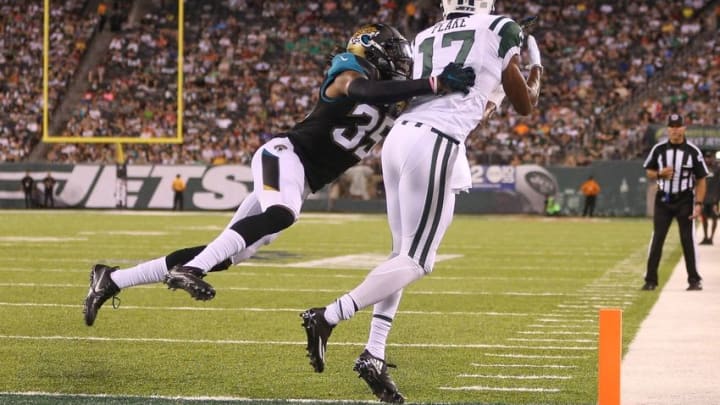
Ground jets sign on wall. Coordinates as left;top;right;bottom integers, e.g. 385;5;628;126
0;165;253;210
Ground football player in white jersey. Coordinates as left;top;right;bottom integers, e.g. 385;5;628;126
82;24;475;327
301;1;543;402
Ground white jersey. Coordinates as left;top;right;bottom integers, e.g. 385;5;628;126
399;14;523;142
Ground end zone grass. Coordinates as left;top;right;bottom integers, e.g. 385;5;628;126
0;210;678;404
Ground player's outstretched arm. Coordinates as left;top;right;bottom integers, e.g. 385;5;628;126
326;63;475;105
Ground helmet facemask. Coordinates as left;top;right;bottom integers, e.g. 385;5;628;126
441;0;495;18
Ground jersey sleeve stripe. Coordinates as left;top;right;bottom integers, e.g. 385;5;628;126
488;16;507;31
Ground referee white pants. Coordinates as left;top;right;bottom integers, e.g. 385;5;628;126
381;121;461;273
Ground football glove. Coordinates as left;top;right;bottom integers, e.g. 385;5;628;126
434;62;475;95
526;34;542;72
519;15;538;30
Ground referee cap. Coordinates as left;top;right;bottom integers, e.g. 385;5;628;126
667;113;684;127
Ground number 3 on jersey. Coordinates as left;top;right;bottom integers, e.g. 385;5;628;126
332;104;393;159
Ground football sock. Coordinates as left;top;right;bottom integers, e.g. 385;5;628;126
229;233;279;264
366;314;393;360
366;290;402;360
325;255;423;326
185;229;246;273
111;257;166;289
324;294;358;325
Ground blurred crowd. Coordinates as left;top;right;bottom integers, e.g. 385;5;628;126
1;0;97;162
1;0;718;172
475;0;717;166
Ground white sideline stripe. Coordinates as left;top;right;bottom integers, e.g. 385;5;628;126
508;338;595;343
0;302;531;317
0;283;574;298
550;310;601;315
0;236;87;242
527;324;587;328
0;335;596;350
458;374;572;380
517;331;597;336
541;315;595;321
0;266;593;282
471;363;578;369
439;386;561;392
281;253;462;269
77;231;169;236
484;353;587;359
0;392;376;404
557;304;619;310
537;318;594;323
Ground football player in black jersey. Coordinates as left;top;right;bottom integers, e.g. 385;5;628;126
83;24;474;325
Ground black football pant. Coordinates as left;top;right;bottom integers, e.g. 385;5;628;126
173;192;183;211
645;192;702;285
582;196;596;217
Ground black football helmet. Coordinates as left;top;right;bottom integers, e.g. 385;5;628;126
346;24;412;80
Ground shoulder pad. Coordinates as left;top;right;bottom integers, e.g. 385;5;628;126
488;16;522;58
327;52;379;81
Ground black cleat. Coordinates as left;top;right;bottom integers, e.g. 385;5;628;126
641;282;657;291
300;308;334;373
687;281;703;291
163;265;215;300
83;264;120;326
353;349;405;404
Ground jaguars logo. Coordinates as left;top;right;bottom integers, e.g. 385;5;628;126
347;25;380;58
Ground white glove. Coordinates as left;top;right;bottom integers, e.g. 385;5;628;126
526;34;542;71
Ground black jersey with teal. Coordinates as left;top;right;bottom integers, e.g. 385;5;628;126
286;52;395;192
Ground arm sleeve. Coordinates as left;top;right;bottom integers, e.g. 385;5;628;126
643;146;659;170
693;149;709;179
347;77;433;104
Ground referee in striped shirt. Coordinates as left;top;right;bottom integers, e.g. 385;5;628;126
642;113;708;291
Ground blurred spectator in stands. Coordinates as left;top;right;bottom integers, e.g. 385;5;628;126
345;160;374;200
115;160;128;208
172;174;186;211
43;173;57;208
700;150;719;245
21;171;35;208
579;175;601;217
97;2;108;31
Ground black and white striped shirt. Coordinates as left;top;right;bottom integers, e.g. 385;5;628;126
644;140;709;194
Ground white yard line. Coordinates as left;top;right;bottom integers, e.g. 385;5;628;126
0;335;596;350
483;353;588;359
0;302;531;317
471;363;577;368
439;386;561;392
0;282;587;298
457;374;572;380
0;392;377;404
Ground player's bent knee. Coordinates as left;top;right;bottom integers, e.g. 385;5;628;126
165;245;206;269
229;205;296;246
264;205;296;231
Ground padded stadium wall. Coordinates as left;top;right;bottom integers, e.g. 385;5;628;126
0;161;648;216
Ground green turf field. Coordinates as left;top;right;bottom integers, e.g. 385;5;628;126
0;210;680;405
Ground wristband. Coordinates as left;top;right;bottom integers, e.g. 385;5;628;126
695;202;703;206
428;76;438;94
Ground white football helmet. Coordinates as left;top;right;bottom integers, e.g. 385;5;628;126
441;0;495;18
